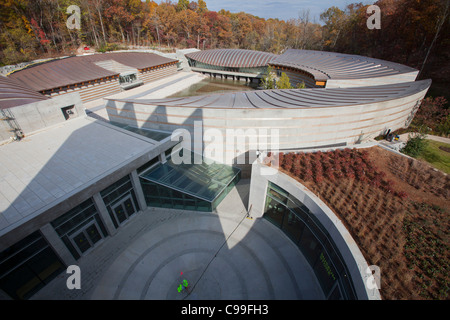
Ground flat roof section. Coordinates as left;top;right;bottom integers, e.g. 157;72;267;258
0;117;158;238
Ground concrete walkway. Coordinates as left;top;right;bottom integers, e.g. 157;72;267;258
398;132;450;144
31;179;324;300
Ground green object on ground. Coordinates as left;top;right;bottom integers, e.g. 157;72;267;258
183;279;188;287
177;284;183;293
402;133;428;158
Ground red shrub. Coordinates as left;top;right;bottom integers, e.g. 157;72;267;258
325;167;336;182
315;174;324;183
383;180;396;193
396;191;408;199
371;175;382;188
304;169;313;181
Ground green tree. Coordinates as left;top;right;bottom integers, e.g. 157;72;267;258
402;131;428;158
276;72;293;89
260;66;276;89
296;81;306;89
176;0;189;11
197;0;208;14
320;6;346;49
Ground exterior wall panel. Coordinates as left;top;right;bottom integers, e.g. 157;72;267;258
106;83;428;159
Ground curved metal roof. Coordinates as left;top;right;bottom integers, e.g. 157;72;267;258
0;76;49;109
82;52;177;70
7;52;177;92
114;79;431;109
186;49;277;68
271;49;419;81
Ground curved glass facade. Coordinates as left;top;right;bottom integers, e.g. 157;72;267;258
263;182;357;300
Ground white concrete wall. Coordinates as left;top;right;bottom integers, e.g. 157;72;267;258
139;64;177;83
1;93;84;142
325;71;419;88
248;159;381;300
105;86;428;163
46;78;122;103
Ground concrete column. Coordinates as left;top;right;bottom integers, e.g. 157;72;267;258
92;193;117;236
130;170;147;212
247;161;269;218
39;224;76;267
160;151;167;164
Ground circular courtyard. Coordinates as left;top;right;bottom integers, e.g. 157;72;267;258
89;182;324;300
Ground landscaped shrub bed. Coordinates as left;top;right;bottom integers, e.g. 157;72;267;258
266;147;449;300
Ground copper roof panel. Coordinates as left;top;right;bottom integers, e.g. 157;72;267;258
186;49;277;68
0;76;49;109
8;52;177;92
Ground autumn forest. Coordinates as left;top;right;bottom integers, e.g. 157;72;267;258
0;0;449;87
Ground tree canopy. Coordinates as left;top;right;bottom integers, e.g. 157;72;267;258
0;0;448;86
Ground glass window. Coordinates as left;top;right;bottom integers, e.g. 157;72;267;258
0;231;64;300
51;198;107;259
184;198;196;211
328;285;343;300
262;182;357;300
281;210;305;244
298;225;322;266
263;196;286;228
51;199;93;232
267;183;289;204
101;175;139;228
100;175;130;199
313;251;339;296
196;199;211;212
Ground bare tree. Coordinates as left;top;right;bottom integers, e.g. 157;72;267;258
151;14;161;49
92;0;107;44
418;0;449;78
298;8;310;49
81;0;100;48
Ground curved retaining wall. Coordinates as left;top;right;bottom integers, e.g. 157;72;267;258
105;80;429;153
248;159;381;300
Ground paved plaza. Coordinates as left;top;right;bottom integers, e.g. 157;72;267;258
31;179;323;300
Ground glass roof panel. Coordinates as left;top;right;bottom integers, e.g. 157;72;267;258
110;122;171;141
140;150;241;202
